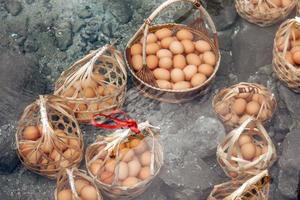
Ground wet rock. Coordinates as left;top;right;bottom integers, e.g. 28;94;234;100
24;37;38;52
107;1;132;24
73;20;86;33
278;84;300;121
278;168;299;199
211;2;237;31
78;6;92;19
55;21;73;51
5;0;22;16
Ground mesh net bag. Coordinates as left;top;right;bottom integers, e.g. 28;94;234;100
16;95;83;178
235;0;297;27
54;44;127;123
55;168;103;200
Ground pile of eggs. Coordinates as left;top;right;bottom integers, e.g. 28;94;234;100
276;26;300;66
57;178;99;200
130;28;217;90
88;137;153;188
19;125;81;171
215;93;272;127
250;0;292;9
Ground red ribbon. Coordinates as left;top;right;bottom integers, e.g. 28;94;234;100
91;110;140;134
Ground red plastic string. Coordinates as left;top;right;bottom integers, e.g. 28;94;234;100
91;110;140;134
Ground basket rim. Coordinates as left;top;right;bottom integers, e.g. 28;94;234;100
124;23;221;94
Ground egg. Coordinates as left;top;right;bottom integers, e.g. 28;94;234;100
169;41;184;54
238;134;252;146
285;51;294;65
81;78;97;89
171;68;185;83
159;57;173;69
100;171;114;184
105;159;116;173
92;72;105;83
146;55;159;69
291;46;300;54
186;53;201;66
54;130;68;151
251;0;258;4
176;29;193;40
90;160;103;176
63;148;79;160
232;98;247;115
130;43;142;55
230;114;239;125
268;0;281;7
140;33;157;43
140;151;151;166
190;73;207;87
23;126;40;141
161;37;175;49
156;49;172;58
57;189;72;200
122;149;135;162
122;177;139;187
80;185;98;200
155;28;172;40
63;86;76;97
252;94;264;105
198;64;214;77
292;51;300;64
75;179;90;194
27;150;41;164
181;39;195;54
83;87;96;98
128;159;141;177
146;43;160;55
78;104;87;111
130;138;140;148
241;142;256;160
228;171;238;178
173;54;186;69
215;102;229;116
262;145;268;154
153;68;171;81
291;40;300;47
255;146;262;157
133;140;148;154
172;81;191;90
183;65;197;81
246;101;261;115
132;55;143;71
156;80;172;89
202;51;216;66
117;162;129;180
195;40;211;53
138;167;151;180
20;143;35;156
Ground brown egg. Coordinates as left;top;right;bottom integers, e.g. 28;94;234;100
80;185;98;200
153;68;171;81
172;81;191;90
105;159;116;173
78;103;87;111
191;73;207;87
20;143;35;156
291;46;300;53
156;80;172;89
139;167;151;180
140;151;151;166
251;0;258;4
268;0;281;7
57;189;72;200
63;86;76;97
27;150;41;164
186;53;201;66
195;40;211;53
133;140;148;154
146;43;160;55
130;138;140;148
100;171;114;184
130;43;142;55
140;33;158;43
132;55;143;71
173;54;186;69
90;160;103;176
159;57;173;69
198;64;214;77
83;87;96;98
63;148;79;160
75;179;90;194
155;28;172;40
183;65;197;81
122;177;139;187
285;51;295;65
241;142;256;160
202;51;216;66
23;126;40;141
252;94;264;105
176;29;193;41
128;159;141;177
171;68;185;83
292;51;300;65
81;78;97;89
161;37;175;49
169;41;184;54
230;114;239;125
181;40;195;54
40;140;53;154
215;102;229;116
291;40;300;47
262;145;268;154
122;149;135;162
156;49;172;58
103;85;116;96
92;72;105;83
117;162;129;180
228;171;238;178
255;146;262;157
246;101;261;115
238;134;252;146
276;37;287;51
146;55;159;70
232;98;247;115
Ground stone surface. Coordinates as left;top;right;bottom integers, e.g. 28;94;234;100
5;0;22;16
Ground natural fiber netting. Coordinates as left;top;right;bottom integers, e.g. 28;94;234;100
208;170;270;200
16;95;83;178
54;44;127;123
212;82;277;129
235;0;297;27
273;17;300;93
85;122;163;199
124;0;220;103
55;168;102;200
217;117;276;179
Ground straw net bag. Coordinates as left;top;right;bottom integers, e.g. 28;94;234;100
15;95;83;178
55;168;103;200
235;0;297;27
208;170;270;200
85;118;163;199
273;16;300;93
125;0;220;103
54;44;127;123
216;117;276;179
212;82;277;129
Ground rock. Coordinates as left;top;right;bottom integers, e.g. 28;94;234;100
211;2;237;31
24;37;38;52
25;0;35;4
78;6;93;19
278;168;299;199
106;1;132;24
55;21;73;51
278;84;300;121
5;0;22;16
73;20;86;33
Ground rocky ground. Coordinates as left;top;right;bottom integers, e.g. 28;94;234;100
0;0;299;199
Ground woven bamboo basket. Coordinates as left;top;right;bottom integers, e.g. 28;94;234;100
124;0;220;103
208;170;270;200
15;95;83;179
212;82;277;129
54;44;127;123
235;0;297;27
273;17;300;93
85;122;163;199
216;117;276;178
55;168;103;200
